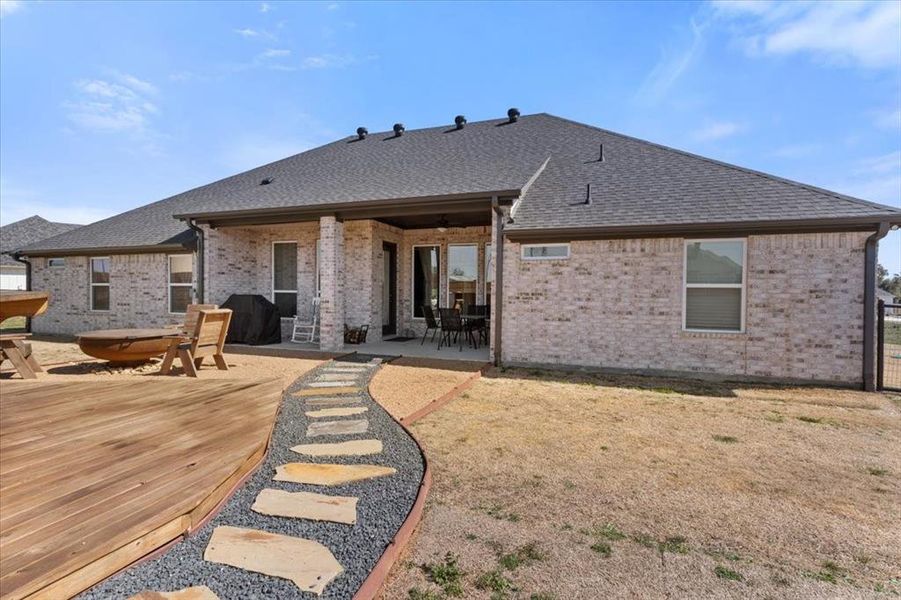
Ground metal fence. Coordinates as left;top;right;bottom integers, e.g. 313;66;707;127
877;301;901;391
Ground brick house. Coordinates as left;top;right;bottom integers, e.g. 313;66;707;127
15;112;901;389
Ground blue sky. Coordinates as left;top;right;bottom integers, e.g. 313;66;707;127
1;0;899;271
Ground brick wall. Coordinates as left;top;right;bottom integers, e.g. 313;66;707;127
501;232;868;384
31;253;189;335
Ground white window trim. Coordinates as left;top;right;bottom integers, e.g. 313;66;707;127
411;244;440;320
89;256;110;312
167;254;194;315
521;242;570;261
682;238;747;334
271;241;299;320
47;258;66;268
446;243;479;308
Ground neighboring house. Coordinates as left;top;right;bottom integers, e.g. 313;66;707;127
15;112;901;388
0;216;81;290
876;288;897;305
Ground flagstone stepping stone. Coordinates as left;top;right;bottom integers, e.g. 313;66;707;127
295;386;361;397
307;418;368;437
275;462;396;486
303;396;363;408
129;587;219;600
291;439;383;456
316;373;364;381
309;381;357;388
323;367;371;373
204;526;343;596
252;488;358;524
306;406;368;418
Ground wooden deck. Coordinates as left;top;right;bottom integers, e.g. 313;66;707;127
0;378;283;600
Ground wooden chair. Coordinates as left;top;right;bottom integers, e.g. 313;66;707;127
0;333;43;379
160;309;232;377
183;303;219;332
291;297;320;343
421;304;440;345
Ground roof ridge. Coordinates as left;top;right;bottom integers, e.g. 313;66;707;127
539;113;901;215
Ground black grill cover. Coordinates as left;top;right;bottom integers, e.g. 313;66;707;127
221;294;282;345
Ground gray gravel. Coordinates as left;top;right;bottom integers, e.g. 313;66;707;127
79;360;425;600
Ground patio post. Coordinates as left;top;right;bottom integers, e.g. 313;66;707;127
319;215;345;351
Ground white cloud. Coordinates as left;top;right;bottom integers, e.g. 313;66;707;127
300;53;374;70
872;106;901;130
713;0;901;69
826;152;901;206
637;18;707;103
260;48;291;59
65;72;159;136
854;151;901;176
0;178;114;226
326;3;340;10
0;0;22;17
260;2;272;13
234;28;260;38
692;120;747;142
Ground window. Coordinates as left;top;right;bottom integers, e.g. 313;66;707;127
447;244;478;311
90;257;110;311
683;239;746;332
412;245;440;318
168;255;193;314
272;241;298;318
47;258;66;268
315;239;321;296
521;243;570;260
485;243;494;313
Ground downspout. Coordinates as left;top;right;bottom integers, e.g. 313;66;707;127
491;196;505;367
11;252;32;332
863;222;892;391
187;219;205;303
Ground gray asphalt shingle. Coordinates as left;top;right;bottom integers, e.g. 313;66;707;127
0;216;82;264
16;113;900;254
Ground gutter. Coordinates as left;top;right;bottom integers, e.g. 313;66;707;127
863;222;893;391
187;220;205;303
16;243;191;259
11;252;32;333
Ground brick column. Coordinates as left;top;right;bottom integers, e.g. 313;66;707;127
319;216;345;351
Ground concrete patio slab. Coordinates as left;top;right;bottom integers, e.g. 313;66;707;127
252;489;357;525
203;526;343;596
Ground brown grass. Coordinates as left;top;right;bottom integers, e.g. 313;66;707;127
368;357;485;420
0;337;321;387
384;367;901;599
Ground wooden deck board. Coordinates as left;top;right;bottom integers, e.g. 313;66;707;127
0;378;283;600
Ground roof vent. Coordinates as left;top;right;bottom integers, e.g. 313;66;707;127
393;123;405;137
356;127;368;140
598;143;605;162
507;107;520;123
454;115;466;129
260;177;274;186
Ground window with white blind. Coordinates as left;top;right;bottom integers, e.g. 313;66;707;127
90;257;110;311
683;239;746;332
272;241;298;318
168;255;193;314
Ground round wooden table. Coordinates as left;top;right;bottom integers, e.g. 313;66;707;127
76;328;178;364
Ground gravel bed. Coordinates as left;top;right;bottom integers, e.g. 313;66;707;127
79;360;426;600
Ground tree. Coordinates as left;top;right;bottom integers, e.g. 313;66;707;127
877;263;901;299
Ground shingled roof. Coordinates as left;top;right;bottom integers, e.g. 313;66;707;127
1;216;81;265
18;113;901;254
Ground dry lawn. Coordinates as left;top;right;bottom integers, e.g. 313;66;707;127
369;357;485;420
0;336;322;388
385;368;901;600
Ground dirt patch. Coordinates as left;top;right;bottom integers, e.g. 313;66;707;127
368;358;485;420
384;367;901;599
0;337;321;388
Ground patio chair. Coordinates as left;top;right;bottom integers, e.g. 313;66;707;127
166;303;218;334
421;304;440;345
344;323;369;344
159;308;232;377
469;304;489;345
291;297;320;343
437;308;465;351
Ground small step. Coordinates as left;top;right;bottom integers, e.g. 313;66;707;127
309;381;358;388
204;526;343;596
306;418;368;437
294;387;361;397
275;462;396;486
291;439;383;456
252;488;358;524
303;396;363;408
306;406;368;418
315;373;364;382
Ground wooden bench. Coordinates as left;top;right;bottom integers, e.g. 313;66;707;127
0;333;43;379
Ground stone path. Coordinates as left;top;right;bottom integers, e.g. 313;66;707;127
84;359;424;600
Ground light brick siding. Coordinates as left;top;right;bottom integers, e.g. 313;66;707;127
501;232;868;384
30;253;191;335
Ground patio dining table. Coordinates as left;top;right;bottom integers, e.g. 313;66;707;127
460;314;488;348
